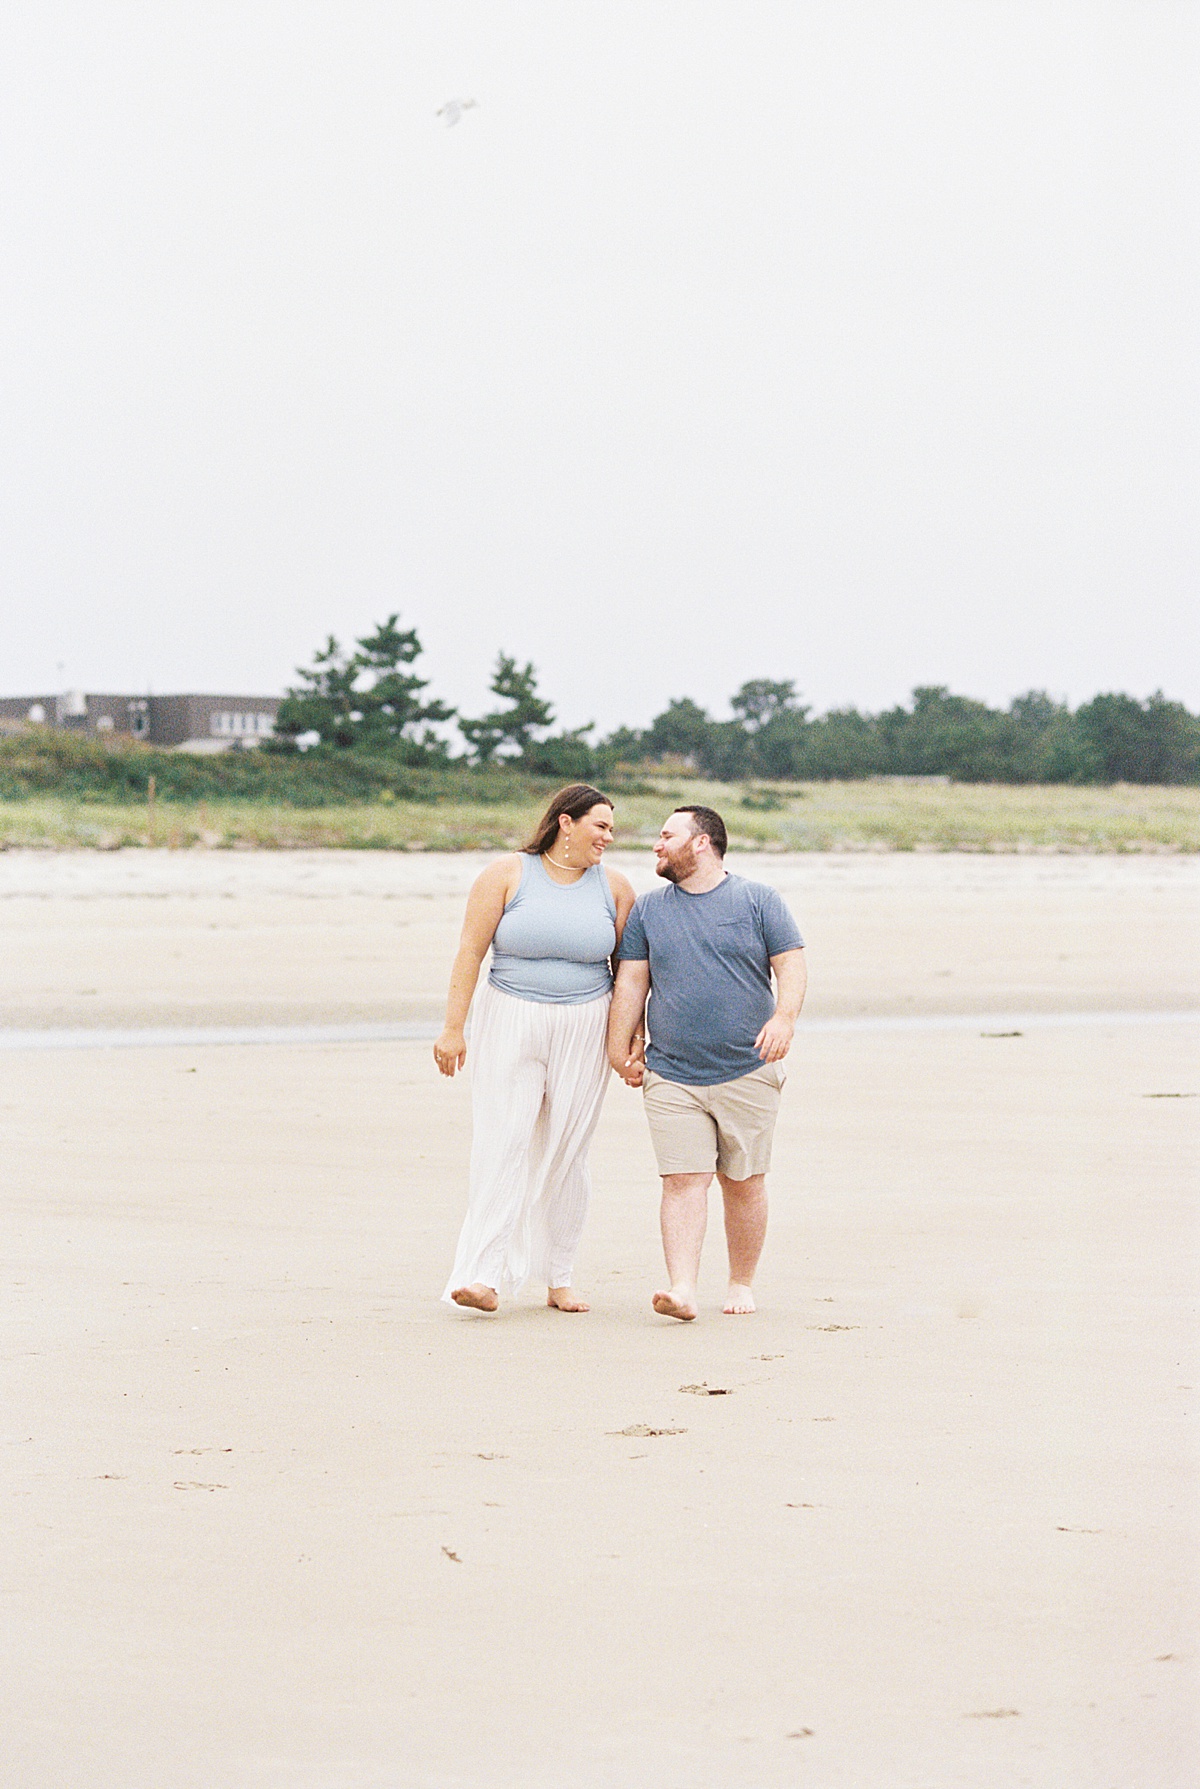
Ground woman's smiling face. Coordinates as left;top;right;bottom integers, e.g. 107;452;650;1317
556;802;614;863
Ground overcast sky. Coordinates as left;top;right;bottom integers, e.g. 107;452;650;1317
2;2;1196;733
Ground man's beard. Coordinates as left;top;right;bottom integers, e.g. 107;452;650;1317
657;844;697;883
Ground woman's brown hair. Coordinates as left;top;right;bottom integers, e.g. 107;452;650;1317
523;783;614;857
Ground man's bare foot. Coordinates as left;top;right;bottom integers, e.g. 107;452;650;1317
652;1287;698;1321
723;1283;756;1314
547;1287;590;1312
451;1283;498;1312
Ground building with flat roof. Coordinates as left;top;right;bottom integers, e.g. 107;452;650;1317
0;693;280;751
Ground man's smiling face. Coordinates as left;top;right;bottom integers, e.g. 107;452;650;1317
653;812;700;883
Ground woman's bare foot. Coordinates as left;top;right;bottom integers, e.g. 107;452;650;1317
652;1286;697;1321
451;1283;498;1312
546;1287;590;1312
723;1283;756;1314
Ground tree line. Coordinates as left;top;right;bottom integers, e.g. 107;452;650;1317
268;616;1200;786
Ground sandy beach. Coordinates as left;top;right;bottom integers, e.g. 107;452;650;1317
3;849;1197;1787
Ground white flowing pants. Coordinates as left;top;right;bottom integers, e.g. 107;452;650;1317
441;981;612;1300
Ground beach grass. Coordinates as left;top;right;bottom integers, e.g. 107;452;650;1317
1;779;1197;853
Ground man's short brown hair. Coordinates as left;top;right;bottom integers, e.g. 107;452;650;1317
672;805;727;857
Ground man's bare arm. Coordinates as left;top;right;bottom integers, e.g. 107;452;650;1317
608;958;650;1085
754;947;807;1062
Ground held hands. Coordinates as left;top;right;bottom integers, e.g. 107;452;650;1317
433;1027;467;1078
610;1032;645;1088
754;1012;794;1063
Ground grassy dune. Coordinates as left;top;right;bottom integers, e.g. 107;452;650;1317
1;779;1197;852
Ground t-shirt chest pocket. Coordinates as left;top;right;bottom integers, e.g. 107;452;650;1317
714;915;760;952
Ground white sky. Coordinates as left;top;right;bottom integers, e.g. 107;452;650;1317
2;2;1196;733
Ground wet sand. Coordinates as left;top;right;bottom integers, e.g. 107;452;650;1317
3;850;1197;1787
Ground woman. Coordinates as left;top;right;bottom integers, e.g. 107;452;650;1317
435;784;636;1313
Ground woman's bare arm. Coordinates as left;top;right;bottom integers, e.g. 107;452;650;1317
434;856;522;1077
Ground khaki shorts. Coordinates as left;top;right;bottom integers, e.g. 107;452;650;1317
642;1061;786;1180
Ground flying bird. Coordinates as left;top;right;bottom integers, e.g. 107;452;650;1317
437;98;478;128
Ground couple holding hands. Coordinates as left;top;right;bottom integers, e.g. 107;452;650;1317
433;783;806;1321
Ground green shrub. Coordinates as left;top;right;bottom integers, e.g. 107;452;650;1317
0;733;574;808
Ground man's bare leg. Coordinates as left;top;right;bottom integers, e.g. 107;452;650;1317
547;1286;590;1312
653;1172;712;1320
718;1172;767;1313
450;1283;498;1312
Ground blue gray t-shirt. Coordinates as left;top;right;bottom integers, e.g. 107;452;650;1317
615;874;804;1087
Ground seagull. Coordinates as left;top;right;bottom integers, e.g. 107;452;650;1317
437;98;478;128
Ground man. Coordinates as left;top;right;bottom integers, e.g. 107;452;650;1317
607;806;806;1321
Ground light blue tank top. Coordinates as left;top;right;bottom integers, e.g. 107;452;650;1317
488;853;617;1005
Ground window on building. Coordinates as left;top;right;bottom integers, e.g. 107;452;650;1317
208;710;273;740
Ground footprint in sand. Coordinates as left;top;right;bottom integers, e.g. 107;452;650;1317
608;1424;687;1438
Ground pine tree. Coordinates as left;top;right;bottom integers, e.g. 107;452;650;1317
272;615;453;756
353;615;454;753
273;635;361;749
459;655;555;763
